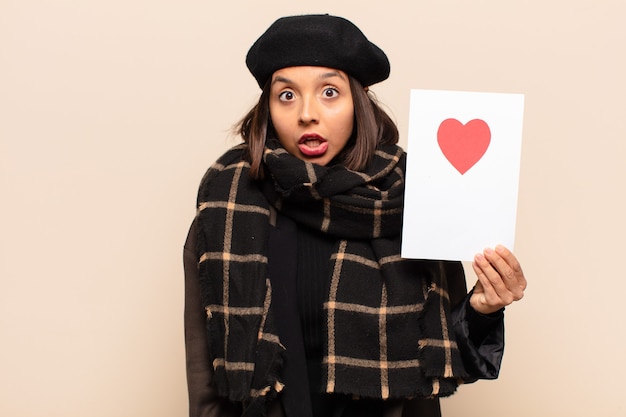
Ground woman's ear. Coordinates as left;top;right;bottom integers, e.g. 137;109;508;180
364;86;369;93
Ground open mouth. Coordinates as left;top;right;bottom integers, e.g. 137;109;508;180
298;134;329;156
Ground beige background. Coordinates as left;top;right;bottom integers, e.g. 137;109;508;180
2;0;625;416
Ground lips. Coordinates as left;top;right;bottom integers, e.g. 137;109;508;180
298;133;329;157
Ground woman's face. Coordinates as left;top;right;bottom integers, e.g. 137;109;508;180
269;66;354;166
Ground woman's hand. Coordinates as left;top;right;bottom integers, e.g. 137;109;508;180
470;245;527;315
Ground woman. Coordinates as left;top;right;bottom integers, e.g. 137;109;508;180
184;14;526;417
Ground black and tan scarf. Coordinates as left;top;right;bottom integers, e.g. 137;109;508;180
196;139;468;415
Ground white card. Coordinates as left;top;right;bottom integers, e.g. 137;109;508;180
401;89;525;261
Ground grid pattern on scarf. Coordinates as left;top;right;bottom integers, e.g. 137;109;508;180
195;142;467;415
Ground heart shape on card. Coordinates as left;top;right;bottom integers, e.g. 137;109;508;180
437;118;491;174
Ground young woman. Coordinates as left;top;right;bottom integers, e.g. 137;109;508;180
183;14;526;417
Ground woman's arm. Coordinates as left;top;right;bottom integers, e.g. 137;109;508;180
445;244;527;381
184;221;241;417
444;261;505;381
451;292;505;381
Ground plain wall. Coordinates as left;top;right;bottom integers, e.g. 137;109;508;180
2;0;625;416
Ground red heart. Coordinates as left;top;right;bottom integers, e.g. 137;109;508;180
437;118;491;175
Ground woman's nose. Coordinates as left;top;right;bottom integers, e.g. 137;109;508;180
298;96;319;125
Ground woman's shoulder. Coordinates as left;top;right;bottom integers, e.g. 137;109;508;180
210;143;249;169
198;143;250;185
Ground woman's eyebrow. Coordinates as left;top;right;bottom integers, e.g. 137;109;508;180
319;71;345;81
272;75;291;85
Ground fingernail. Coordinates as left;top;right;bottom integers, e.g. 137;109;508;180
484;247;494;255
475;253;485;262
495;244;505;254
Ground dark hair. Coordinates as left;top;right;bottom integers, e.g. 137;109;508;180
236;75;399;179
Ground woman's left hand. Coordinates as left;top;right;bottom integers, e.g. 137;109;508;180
470;245;527;315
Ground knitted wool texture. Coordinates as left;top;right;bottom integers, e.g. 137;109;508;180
195;140;467;415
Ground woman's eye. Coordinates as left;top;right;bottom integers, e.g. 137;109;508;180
278;91;295;101
323;88;339;98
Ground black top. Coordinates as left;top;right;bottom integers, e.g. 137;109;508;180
296;224;385;417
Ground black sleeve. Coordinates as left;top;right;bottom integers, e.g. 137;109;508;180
443;261;505;381
183;220;241;417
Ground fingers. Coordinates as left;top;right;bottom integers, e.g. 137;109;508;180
471;245;527;312
471;257;511;313
489;245;527;292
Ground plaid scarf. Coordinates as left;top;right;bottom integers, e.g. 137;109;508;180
196;140;467;416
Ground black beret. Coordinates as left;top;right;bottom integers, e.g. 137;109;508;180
246;14;390;88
